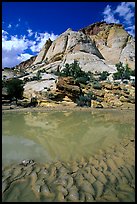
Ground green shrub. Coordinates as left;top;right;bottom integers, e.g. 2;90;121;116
36;70;42;80
99;71;109;81
24;77;30;83
60;60;90;81
113;72;121;80
131;80;135;87
31;76;38;81
76;95;90;107
76;92;94;107
6;78;24;104
75;76;89;84
30;97;38;107
87;71;95;82
113;82;120;86
130;69;135;76
113;62;133;80
92;81;102;89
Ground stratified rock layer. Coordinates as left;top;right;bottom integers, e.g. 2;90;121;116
79;22;135;69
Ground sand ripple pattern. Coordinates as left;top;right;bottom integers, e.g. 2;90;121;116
2;137;135;202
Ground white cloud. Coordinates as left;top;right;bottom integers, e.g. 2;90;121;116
102;2;135;36
30;32;58;52
2;33;30;67
114;2;135;25
2;29;8;38
125;25;135;36
102;5;120;24
15;23;19;28
8;24;12;28
17;53;34;62
3;35;28;52
127;2;135;7
27;29;33;37
2;28;58;68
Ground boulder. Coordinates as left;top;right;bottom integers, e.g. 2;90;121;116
56;77;81;100
119;96;130;102
101;82;113;90
38;100;58;107
91;100;103;108
23;78;57;99
93;90;105;97
111;98;123;107
104;92;117;103
101;101;109;108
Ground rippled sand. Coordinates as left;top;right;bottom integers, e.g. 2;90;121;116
2;135;135;202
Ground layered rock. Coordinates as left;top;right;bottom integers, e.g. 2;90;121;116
6;22;135;77
60;52;115;73
42;29;104;63
23;74;57;99
14;56;37;73
119;37;135;69
56;76;81;100
79;22;135;69
33;38;52;65
33;28;115;73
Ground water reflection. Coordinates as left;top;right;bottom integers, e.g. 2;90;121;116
2;110;134;165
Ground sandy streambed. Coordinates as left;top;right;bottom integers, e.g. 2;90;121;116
2;135;135;202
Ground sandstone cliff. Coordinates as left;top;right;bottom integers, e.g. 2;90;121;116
79;22;135;69
14;56;37;73
32;28;115;74
3;21;135;76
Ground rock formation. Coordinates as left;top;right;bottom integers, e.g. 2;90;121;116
32;28;116;73
79;22;135;69
2;22;135;109
33;38;52;65
3;21;135;76
14;56;37;73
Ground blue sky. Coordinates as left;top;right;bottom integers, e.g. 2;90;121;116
2;2;135;68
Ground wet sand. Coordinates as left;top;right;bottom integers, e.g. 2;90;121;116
2;135;135;202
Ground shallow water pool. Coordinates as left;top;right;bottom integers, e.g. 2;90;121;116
2;109;135;166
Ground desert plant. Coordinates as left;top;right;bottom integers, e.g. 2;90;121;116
113;62;133;80
6;78;24;104
99;71;109;81
36;70;42;80
30;97;38;107
60;60;90;82
92;81;102;89
75;76;89;84
76;91;94;107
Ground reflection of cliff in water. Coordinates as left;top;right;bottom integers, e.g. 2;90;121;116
2;110;135;163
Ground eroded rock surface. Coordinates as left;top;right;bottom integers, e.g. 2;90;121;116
79;22;135;69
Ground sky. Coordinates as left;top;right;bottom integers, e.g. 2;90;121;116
2;2;135;68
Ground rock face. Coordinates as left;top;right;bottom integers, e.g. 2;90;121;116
32;28;116;73
33;38;52;65
23;74;57;99
56;76;81;100
42;29;104;64
6;21;135;77
14;56;37;73
79;22;135;69
119;37;135;69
